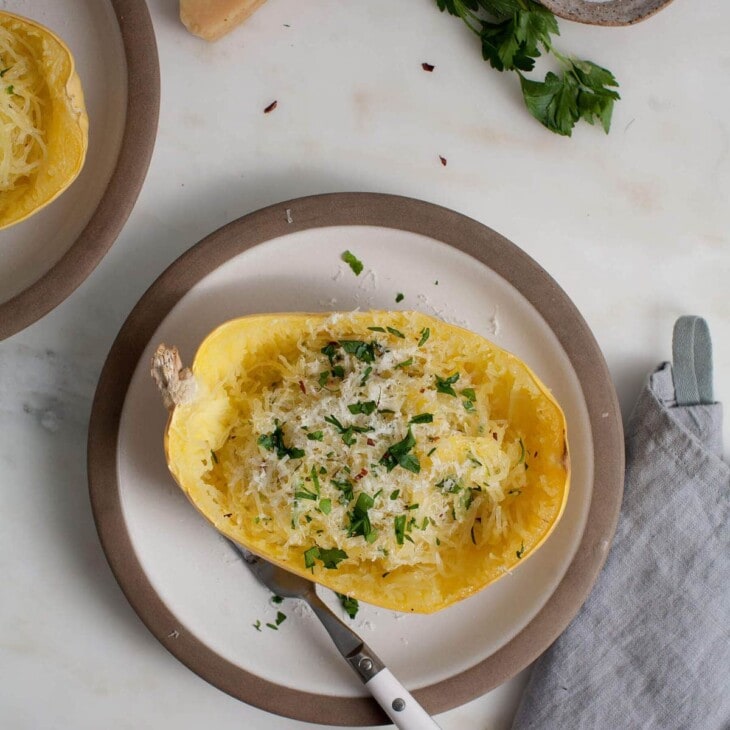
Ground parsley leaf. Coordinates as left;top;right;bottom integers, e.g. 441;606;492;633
380;428;421;473
435;372;460;396
257;421;305;459
434;0;619;136
394;514;407;545
336;593;360;619
395;292;405;303
347;492;377;542
409;413;433;424
348;400;377;415
418;327;430;347
341;250;363;275
307;430;324;441
304;546;348;570
340;340;377;363
386;326;406;339
360;365;373;386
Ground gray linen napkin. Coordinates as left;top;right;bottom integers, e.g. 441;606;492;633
512;317;730;730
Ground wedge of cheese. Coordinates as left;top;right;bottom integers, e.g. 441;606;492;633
180;0;268;41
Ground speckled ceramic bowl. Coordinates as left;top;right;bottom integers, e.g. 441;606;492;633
539;0;674;26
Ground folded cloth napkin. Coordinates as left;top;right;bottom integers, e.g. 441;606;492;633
512;316;730;730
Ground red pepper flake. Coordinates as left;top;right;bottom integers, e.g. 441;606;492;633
354;468;369;481
421;62;435;72
264;100;278;114
439;155;447;167
366;438;375;446
419;388;425;393
298;380;306;394
224;513;232;518
492;432;498;441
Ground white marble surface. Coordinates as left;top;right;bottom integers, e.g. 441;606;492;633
1;1;728;728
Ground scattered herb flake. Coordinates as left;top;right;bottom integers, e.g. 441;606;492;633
307;430;324;441
395;292;405;303
426;446;437;457
340;339;376;363
368;326;386;332
272;595;284;604
275;611;287;626
266;623;279;630
253;620;262;631
435;372;460;396
463;399;476;412
517;542;526;559
418;327;430;347
409;413;433;424
380;428;420;473
348;400;377;415
337;593;360;619
319;547;348;569
319;498;332;515
341;250;364;276
395;358;413;369
461;388;476;402
360;365;373;386
390;489;400;500
386;326;406;339
258;421;305;460
394;514;406;545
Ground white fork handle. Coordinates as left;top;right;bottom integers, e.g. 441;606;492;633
366;668;442;729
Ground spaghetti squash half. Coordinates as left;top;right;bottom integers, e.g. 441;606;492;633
0;12;88;230
152;311;570;613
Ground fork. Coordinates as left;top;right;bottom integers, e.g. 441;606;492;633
230;541;442;729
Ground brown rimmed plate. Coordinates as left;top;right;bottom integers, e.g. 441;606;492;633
88;193;624;726
0;0;159;340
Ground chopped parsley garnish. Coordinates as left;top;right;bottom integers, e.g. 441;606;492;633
341;250;364;275
337;593;360;619
348;400;377;415
340;339;377;363
253;620;262;631
294;486;318;501
210;450;218;464
319;498;332;515
409;413;433;424
0;67;10;78
516;542;526;559
266;623;279;630
386;326;405;339
395;293;405;303
378;408;395;415
394;514;406;545
318;371;330;387
436;476;462;493
332;478;354;502
406;503;419;510
331;365;345;378
348;492;376;542
518;438;526;464
325;414;372;446
359;365;373;386
435;372;460;396
418;327;430;347
395;358;413;369
304;546;348;570
321;342;338;365
275;611;287;625
5;85;14;95
307;430;324;441
426;446;437;457
461;388;476;402
390;489;400;500
463;399;476;412
272;595;284;604
258;421;305;459
367;326;386;333
380;428;420;473
467;453;482;466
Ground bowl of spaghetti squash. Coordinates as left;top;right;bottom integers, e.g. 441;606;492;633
0;11;88;230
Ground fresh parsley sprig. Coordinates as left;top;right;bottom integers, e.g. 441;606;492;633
435;0;619;136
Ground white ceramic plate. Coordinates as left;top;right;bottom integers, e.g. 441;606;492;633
90;194;624;725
